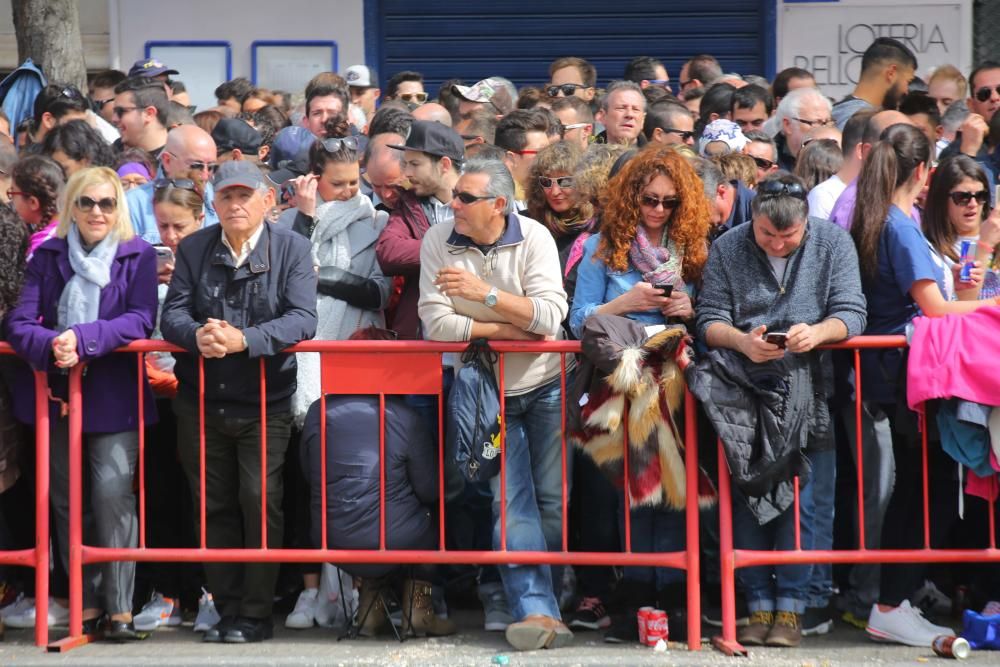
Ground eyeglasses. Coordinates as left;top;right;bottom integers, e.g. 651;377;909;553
153;178;197;191
975;85;1000;102
562;122;589;131
757;179;807;201
165;152;219;175
639;194;681;210
398;92;428;104
75;196;117;214
546;83;587;98
112;106;139;118
539;176;575;189
794;117;834;128
320;136;359;152
661;127;695;141
92;96;114;108
949;190;989;206
750;155;777;171
452;190;496;205
6;190;26;199
647;79;672;91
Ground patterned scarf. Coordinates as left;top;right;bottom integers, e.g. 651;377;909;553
628;226;686;290
546;211;597;238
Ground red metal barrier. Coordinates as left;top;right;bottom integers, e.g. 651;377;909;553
50;339;704;652
712;335;1000;656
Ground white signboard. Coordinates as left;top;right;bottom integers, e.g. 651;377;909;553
777;0;973;101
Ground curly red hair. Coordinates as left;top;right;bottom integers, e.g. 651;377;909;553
597;145;711;283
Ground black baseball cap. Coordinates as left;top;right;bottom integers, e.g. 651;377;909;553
212;118;263;154
387;120;464;161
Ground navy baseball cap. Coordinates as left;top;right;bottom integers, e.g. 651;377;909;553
128;58;179;79
212;161;268;191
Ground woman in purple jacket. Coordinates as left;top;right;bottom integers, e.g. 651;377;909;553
7;166;158;639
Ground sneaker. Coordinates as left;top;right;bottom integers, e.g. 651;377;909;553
478;582;513;632
0;593;32;621
602;613;639;644
911;580;952;616
802;605;833;636
765;611;802;647
285;588;320;629
5;598;69;629
568;596;611;630
702;594;750;627
866;600;954;647
193;588;221;633
841;609;868;630
133;591;182;631
737;610;774;646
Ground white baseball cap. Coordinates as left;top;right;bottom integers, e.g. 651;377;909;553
344;65;375;88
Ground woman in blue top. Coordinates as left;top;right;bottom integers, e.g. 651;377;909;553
570;145;711;642
849;124;997;647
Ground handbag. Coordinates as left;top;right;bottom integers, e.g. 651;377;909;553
446;338;503;483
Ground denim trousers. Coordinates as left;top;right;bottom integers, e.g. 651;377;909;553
800;447;836;608
732;477;815;614
490;374;569;621
619;497;687;590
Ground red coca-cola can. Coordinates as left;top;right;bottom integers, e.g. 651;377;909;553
645;608;669;646
637;606;654;644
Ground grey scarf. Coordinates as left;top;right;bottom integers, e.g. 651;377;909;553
57;225;119;330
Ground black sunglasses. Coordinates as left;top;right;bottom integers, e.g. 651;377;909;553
452;190;496;205
750;155;777;171
320;136;359;152
661;127;695;141
153;178;197;191
546;83;586;98
758;179;807;201
975;85;1000;103
949;190;989;206
75;195;117;214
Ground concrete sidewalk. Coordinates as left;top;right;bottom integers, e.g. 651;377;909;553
0;614;991;666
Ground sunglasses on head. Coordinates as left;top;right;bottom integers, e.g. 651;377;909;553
975;85;1000;103
750;155;777;171
452;190;495;205
539;176;574;189
399;92;428;104
758;179;807;201
546;83;586;98
320;136;359;153
75;195;117;214
154;178;197;191
639;194;681;210
949;190;989;206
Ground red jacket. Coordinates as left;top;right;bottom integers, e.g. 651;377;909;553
375;189;431;339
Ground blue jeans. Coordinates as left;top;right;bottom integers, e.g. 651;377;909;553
800;447;836;608
490;374;569;620
732;478;815;615
619;497;686;589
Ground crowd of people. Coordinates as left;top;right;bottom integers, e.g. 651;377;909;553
0;36;996;654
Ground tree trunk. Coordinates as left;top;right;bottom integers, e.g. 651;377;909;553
11;0;87;91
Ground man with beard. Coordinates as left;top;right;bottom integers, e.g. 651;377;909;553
832;37;917;130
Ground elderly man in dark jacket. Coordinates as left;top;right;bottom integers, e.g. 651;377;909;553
693;172;866;649
161;161;317;644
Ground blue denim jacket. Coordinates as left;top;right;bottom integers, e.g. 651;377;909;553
570;233;693;337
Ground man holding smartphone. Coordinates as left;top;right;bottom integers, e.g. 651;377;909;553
693;172;867;648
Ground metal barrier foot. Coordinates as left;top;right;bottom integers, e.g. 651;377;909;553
711;635;748;657
46;632;98;652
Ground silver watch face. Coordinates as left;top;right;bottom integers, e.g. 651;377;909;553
485;289;498;307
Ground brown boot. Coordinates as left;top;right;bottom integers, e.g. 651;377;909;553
765;611;802;647
505;614;573;651
737;610;774;646
401;580;456;637
356;578;389;637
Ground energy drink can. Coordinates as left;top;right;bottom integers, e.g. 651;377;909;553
959;240;975;282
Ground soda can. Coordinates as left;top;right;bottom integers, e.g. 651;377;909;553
645;609;668;647
932;635;971;659
637;606;653;644
959;240;975;282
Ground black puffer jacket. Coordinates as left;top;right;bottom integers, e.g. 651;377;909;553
685;348;829;525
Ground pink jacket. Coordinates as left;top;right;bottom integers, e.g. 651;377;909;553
907;307;1000;411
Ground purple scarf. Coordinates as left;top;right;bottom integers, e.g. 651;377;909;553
628;226;686;290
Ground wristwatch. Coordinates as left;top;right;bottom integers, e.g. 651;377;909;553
484;286;498;308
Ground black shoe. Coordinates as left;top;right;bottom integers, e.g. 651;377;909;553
603;613;639;644
802;605;833;636
81;615;107;637
203;615;237;643
666;608;688;643
223;616;274;643
106;619;149;641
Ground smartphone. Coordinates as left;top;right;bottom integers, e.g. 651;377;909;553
652;283;674;297
154;245;174;271
765;332;788;348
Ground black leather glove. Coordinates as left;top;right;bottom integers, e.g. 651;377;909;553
317;266;384;310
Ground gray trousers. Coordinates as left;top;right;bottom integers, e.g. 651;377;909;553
838;402;894;617
50;418;138;615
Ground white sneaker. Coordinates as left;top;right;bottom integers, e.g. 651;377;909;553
133;591;182;631
285;588;319;629
867;600;954;646
193;587;221;633
0;593;33;621
5;598;69;629
911;580;952;615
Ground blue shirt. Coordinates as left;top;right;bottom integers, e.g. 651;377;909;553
126;174;219;244
570;233;693;337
